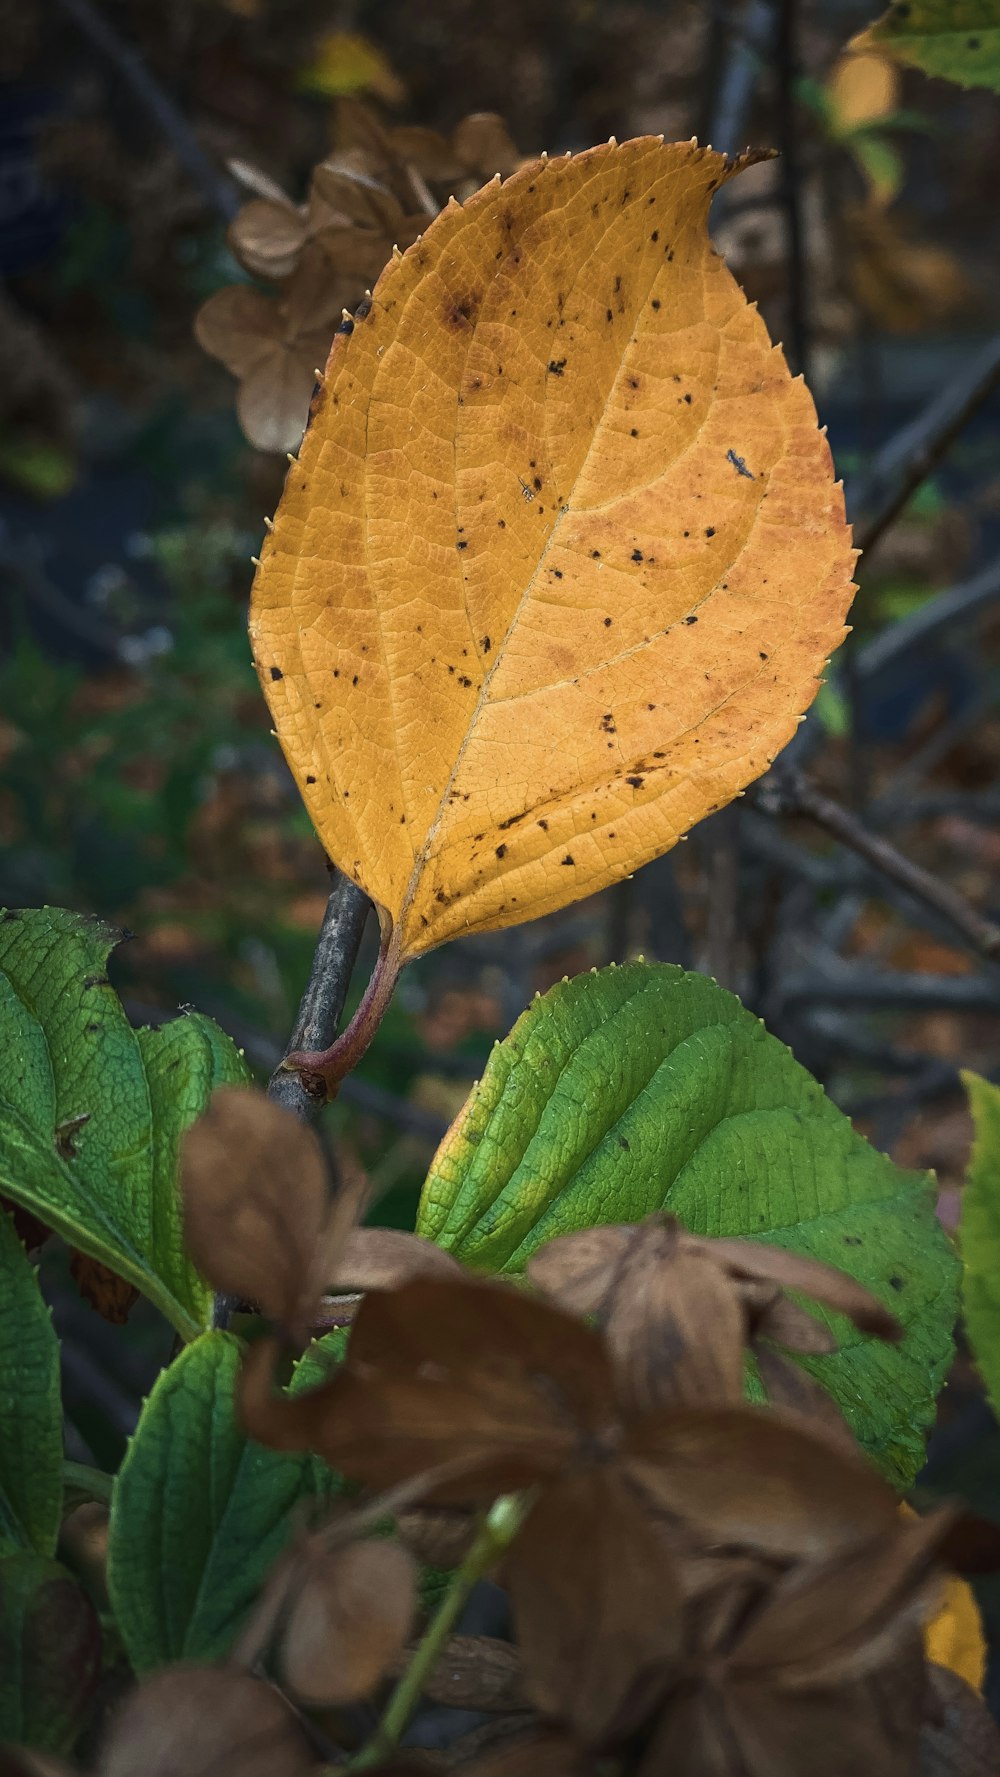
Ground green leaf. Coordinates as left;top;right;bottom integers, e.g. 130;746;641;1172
868;2;1000;93
0;1212;62;1556
0;1552;102;1752
0;908;250;1340
417;962;959;1487
107;1331;349;1672
960;1071;1000;1410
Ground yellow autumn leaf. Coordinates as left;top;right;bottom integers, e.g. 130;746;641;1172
251;137;855;967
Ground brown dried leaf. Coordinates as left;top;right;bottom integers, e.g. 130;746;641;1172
396;1506;477;1569
69;1249;139;1323
281;1537;416;1706
101;1666;314;1777
414;1634;525;1713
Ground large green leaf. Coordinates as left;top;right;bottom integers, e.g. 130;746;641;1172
0;1212;62;1556
0;908;250;1340
417;962;959;1487
960;1071;1000;1411
868;2;1000;93
107;1331;349;1672
0;1552;102;1752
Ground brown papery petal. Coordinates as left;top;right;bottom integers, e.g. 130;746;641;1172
751;1344;857;1453
451;113;521;179
708;1237;903;1342
237;347;318;456
626;1405;898;1561
734;1508;955;1689
238;1332;579;1503
638;1689;741;1777
334;1226;464;1290
101;1665;314;1777
194;286;283;377
180;1086;332;1338
721;1657;926;1777
752;1292;839;1356
526;1224;634;1316
281;1538;416;1706
228;198;308;281
604;1240;746;1411
504;1468;682;1747
460;1730;592;1777
388;125;464;183
920;1664;1000;1776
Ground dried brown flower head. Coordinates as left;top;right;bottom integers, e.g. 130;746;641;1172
180;1085;460;1342
527;1212;902;1437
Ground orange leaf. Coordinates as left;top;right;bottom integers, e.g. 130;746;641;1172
251;137;855;963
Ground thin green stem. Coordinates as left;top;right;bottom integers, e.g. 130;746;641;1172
63;1459;114;1507
347;1492;528;1771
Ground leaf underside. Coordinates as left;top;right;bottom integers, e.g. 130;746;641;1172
252;136;855;960
417;962;959;1487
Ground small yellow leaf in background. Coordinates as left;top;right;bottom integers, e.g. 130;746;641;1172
925;1573;987;1691
299;32;405;105
828;49;901;130
252;138;855;963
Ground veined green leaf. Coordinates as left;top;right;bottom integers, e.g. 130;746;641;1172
418;962;959;1487
867;2;1000;93
0;908;250;1339
960;1071;1000;1410
107;1331;349;1671
0;1211;61;1556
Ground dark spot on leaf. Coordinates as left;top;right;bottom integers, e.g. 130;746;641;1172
496;844;507;858
604;616;612;627
890;1275;905;1291
685;615;698;625
727;448;755;479
352;674;359;686
561;854;575;865
651;298;661;310
705;527;716;538
306;774;316;784
269;665;283;680
631;548;643;562
538;819;549;830
482;636;491;652
650;230;659;242
548;359;567;375
627;775;644;788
